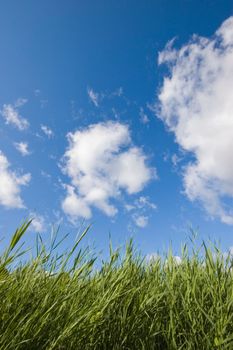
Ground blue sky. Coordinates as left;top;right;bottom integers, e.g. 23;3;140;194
1;0;233;259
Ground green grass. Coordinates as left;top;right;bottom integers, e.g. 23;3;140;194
0;221;233;349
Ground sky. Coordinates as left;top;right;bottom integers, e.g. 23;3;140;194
1;0;233;259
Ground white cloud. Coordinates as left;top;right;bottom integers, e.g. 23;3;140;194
62;185;92;220
158;16;233;225
146;253;182;265
111;87;123;97
14;98;28;108
125;196;156;228
34;89;41;97
87;88;99;107
1;100;29;130
41;124;54;138
133;214;148;228
0;151;31;208
87;87;123;106
171;154;180;167
145;252;159;263
14;142;30;156
40;99;48;109
164;255;182;267
30;213;46;233
136;196;157;210
172;256;182;265
125;204;135;212
139;107;149;124
61;121;154;221
41;170;51;179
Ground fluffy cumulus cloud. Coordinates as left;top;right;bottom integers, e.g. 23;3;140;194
1;99;29;130
14;142;30;156
158;16;233;224
30;213;46;233
61;121;154;221
0;151;31;208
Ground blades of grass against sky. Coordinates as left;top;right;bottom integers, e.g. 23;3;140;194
0;220;32;281
1;222;233;349
1;220;32;265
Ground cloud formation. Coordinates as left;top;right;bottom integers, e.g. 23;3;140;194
30;212;46;233
1;99;29;130
14;142;30;156
139;107;150;124
61;121;154;221
125;196;156;228
158;16;233;224
41;124;54;138
133;215;148;228
87;88;99;107
0;151;31;208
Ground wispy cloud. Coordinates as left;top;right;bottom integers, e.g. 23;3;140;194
40;99;48;109
1;99;29;130
0;151;31;208
133;214;148;228
87;88;100;107
111;87;123;97
14;98;28;108
126;196;156;228
87;86;124;108
139;107;149;124
158;16;233;225
126;196;156;211
34;89;41;97
41;170;52;180
14;142;30;156
61;121;154;221
41;124;54;138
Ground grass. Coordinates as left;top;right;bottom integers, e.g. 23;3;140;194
0;221;233;349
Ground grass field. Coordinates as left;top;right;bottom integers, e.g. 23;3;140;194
0;221;233;349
